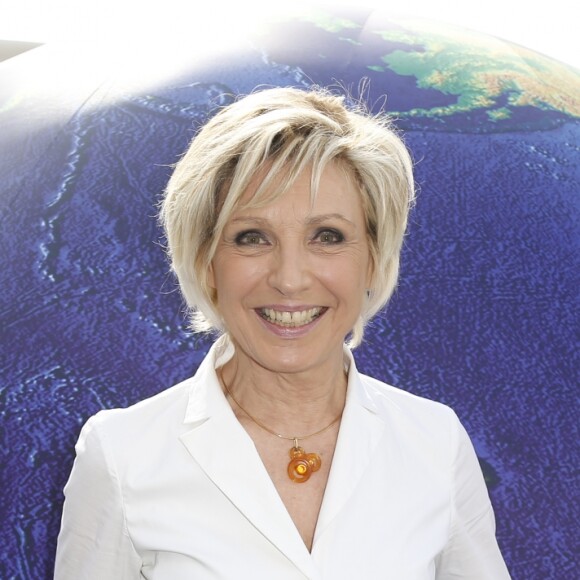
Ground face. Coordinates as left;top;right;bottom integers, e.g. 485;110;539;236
208;161;373;376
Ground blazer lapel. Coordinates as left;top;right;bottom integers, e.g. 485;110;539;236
178;342;320;579
313;354;386;546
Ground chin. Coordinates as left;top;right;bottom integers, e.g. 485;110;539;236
254;341;344;375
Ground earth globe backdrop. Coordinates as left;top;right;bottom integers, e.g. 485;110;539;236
0;6;578;579
1;0;578;69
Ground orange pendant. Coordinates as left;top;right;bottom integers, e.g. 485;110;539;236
287;445;322;483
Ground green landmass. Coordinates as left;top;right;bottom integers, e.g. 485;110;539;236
487;108;511;121
292;10;580;123
373;19;580;120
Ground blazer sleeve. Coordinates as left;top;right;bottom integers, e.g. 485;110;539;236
435;416;512;579
54;414;142;579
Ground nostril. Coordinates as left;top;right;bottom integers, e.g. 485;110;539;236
267;254;312;295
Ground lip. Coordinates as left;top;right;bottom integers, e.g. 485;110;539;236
254;306;327;338
258;304;322;312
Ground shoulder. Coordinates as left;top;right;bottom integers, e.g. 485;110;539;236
77;340;229;469
354;372;465;456
76;377;195;473
346;348;455;426
358;372;458;425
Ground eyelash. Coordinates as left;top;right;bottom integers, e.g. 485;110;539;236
234;228;344;246
235;230;268;245
315;228;344;244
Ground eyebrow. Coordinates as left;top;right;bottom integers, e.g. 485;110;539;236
230;213;356;226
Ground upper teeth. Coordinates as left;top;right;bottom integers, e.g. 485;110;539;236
261;307;322;327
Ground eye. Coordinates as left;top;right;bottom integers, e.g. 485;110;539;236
235;230;269;246
314;228;344;244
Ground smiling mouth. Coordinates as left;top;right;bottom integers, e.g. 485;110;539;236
259;307;324;327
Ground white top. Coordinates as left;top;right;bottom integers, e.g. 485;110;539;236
55;339;511;579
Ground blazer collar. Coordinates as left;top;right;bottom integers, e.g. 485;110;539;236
312;350;386;548
182;336;232;425
179;337;320;578
179;339;386;576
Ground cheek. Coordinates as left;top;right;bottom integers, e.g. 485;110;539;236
212;257;266;297
318;257;369;294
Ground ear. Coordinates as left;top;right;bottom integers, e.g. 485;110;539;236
365;254;375;289
207;261;216;290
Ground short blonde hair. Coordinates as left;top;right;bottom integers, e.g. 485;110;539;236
160;86;414;347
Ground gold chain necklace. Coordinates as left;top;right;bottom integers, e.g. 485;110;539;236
221;374;342;483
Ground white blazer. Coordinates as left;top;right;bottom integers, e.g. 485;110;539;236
55;340;511;579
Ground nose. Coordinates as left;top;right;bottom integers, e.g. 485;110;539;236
267;241;312;296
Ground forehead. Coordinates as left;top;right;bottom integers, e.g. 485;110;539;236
233;160;364;220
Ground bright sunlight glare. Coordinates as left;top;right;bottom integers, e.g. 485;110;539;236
0;0;577;69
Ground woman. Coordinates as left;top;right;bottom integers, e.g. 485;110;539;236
55;87;510;578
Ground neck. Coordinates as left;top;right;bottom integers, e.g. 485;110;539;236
219;345;348;435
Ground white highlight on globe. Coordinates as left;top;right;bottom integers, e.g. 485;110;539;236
0;0;577;69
